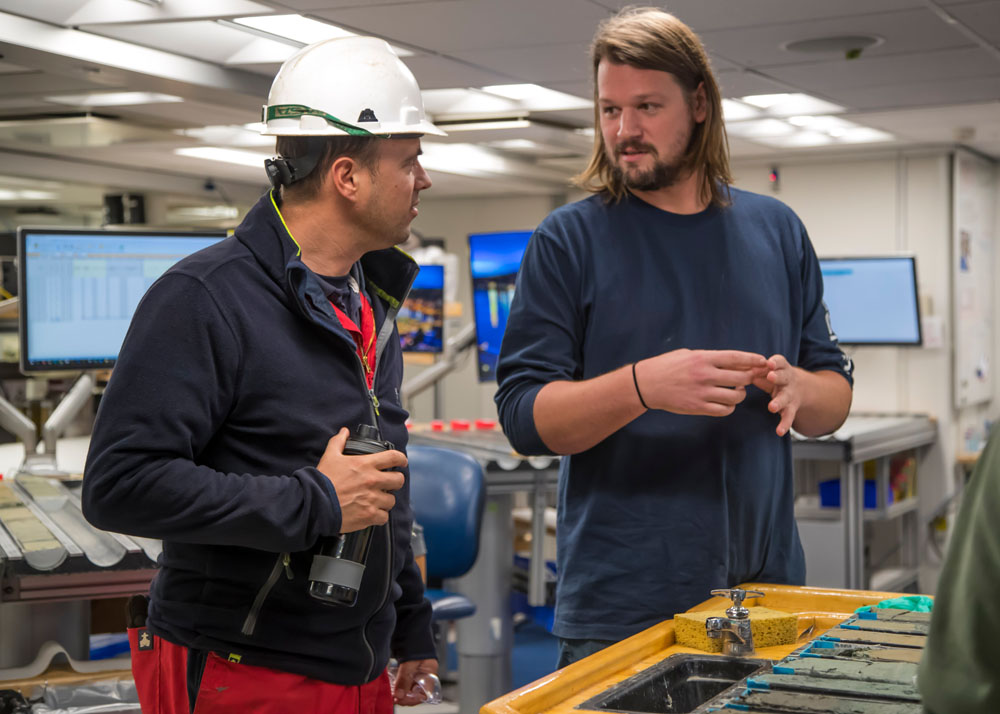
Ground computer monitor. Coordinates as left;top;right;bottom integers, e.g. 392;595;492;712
468;230;532;382
18;227;227;373
819;256;922;346
399;264;444;353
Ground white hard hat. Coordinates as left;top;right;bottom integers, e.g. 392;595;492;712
262;36;445;137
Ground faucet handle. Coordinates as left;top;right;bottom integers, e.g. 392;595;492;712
710;588;764;618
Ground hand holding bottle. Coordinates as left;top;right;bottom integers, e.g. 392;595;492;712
388;658;442;705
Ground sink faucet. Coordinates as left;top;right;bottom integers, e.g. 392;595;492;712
705;588;764;657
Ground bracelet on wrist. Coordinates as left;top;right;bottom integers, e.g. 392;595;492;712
632;361;650;411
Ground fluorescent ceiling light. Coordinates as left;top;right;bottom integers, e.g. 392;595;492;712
725;118;796;138
175;147;270;168
424;85;590;118
46;92;182;107
485;139;542;151
231;15;413;57
421;88;516;116
419;142;509;176
481;84;591;110
837;127;895;144
171;205;240;220
484;138;581;157
753;130;835;148
435;119;532;132
739;93;844;117
740;93;791;109
0;189;57;200
176;125;274;147
721;99;760;121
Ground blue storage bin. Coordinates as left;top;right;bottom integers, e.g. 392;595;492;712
89;632;130;660
818;479;893;509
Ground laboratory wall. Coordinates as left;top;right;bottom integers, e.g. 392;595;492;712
731;151;959;558
406;193;564;421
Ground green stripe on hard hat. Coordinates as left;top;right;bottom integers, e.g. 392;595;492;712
264;104;374;136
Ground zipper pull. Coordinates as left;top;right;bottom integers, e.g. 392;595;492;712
282;553;293;580
369;389;380;416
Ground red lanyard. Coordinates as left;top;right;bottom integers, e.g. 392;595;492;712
330;292;376;390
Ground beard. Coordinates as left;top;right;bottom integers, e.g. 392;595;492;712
611;150;688;191
609;118;697;191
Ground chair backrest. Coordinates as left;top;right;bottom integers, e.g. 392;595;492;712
407;445;486;580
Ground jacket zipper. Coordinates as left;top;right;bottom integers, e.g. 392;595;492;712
350;349;397;681
241;552;292;636
353;357;379;676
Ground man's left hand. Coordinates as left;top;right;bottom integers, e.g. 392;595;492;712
752;354;802;437
393;658;439;705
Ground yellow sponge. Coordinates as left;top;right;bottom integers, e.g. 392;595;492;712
674;607;797;653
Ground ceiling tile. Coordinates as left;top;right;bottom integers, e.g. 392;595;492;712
698;8;974;68
715;69;799;98
848;101;1000;142
0;60;33;74
80;21;262;65
545;79;592;99
0;0;89;25
589;0;926;33
264;0;446;9
946;1;1000;44
310;0;610;53
830;74;1000;110
765;47;999;91
0;72;119;96
401;55;517;90
0;97;51;113
452;43;591;84
114;100;263;129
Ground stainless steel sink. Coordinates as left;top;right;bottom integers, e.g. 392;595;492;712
577;653;772;714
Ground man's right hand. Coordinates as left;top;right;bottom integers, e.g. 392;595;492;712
634;349;768;416
317;428;407;533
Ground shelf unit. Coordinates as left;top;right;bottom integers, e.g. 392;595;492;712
791;414;937;591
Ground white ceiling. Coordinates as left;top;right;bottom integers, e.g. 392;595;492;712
0;0;997;221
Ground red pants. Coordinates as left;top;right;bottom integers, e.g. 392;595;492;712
128;627;393;714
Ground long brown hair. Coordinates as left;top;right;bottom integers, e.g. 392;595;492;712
574;6;732;207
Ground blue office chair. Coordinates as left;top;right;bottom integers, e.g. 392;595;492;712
408;445;486;622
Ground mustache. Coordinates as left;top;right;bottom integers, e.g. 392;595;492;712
613;140;658;159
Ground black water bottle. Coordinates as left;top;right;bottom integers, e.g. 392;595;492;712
308;424;395;607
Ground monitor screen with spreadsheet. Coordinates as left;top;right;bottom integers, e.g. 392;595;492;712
18;227;227;373
468;230;532;382
819;256;922;346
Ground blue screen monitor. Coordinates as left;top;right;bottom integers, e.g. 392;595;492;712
18;227;227;373
399;264;444;353
819;256;922;346
468;230;532;382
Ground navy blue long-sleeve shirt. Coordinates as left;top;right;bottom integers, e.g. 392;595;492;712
495;189;853;641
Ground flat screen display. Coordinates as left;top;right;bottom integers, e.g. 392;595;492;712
398;264;444;353
18;227;227;373
468;230;532;381
819;256;922;346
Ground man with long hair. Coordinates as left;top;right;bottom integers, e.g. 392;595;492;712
495;7;854;667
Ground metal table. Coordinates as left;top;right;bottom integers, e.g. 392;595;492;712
791;414;937;590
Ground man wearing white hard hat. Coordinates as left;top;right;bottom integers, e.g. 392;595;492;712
83;37;443;713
